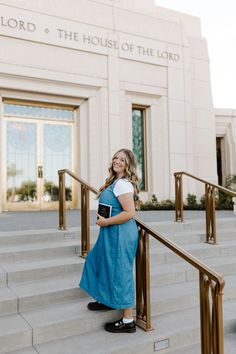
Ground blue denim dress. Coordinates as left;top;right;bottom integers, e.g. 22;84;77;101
79;180;139;309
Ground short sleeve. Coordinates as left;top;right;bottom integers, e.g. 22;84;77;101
113;179;134;197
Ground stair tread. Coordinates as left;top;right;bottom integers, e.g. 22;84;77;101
0;314;31;335
1;255;83;272
150;238;236;253
34;301;236;354
0;240;79;253
9;348;38;354
9;273;80;297
0;287;17;301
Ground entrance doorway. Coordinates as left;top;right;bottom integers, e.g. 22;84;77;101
3;101;76;211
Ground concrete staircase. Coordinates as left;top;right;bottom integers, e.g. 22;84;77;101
0;217;236;353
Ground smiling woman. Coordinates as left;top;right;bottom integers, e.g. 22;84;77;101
79;149;140;333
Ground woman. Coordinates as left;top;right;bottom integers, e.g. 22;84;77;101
79;148;139;333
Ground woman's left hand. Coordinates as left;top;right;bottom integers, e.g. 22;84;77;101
96;213;108;227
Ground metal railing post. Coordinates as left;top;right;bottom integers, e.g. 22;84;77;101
58;171;66;230
175;172;183;222
81;184;90;258
205;184;216;244
135;229;152;331
199;272;224;354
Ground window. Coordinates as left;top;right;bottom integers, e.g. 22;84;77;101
4;102;74;122
132;107;147;191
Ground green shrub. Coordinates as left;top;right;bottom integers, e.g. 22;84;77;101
139;191;233;211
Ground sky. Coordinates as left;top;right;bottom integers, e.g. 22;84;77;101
155;0;236;109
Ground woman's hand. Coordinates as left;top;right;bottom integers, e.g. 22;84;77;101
96;213;108;227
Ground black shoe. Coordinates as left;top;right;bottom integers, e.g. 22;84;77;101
87;301;114;311
105;318;136;333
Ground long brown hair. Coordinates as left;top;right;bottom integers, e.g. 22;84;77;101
98;149;140;197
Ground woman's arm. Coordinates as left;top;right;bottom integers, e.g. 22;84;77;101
96;192;135;227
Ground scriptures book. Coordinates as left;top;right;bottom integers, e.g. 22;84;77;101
98;203;112;218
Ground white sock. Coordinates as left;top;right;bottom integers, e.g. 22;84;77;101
122;317;134;324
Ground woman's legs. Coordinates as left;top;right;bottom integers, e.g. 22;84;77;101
123;307;133;319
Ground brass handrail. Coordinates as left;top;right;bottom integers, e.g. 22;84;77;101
135;218;225;353
58;169;98;257
175;171;236;244
58;169;225;353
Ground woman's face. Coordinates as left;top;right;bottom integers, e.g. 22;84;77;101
112;151;127;178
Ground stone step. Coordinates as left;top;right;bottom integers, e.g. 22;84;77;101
0;287;17;317
30;300;236;354
0;229;80;246
9;273;84;312
1;259;235;318
2;256;83;284
1;280;235;353
165;332;236;354
9;349;38;354
150;238;236;265
0;314;32;354
0;241;80;263
145;216;236;233
150;226;236;244
150;255;236;286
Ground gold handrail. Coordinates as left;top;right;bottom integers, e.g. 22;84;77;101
58;169;225;353
58;169;98;257
175;171;236;244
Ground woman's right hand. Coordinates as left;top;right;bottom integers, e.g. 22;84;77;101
96;213;108;227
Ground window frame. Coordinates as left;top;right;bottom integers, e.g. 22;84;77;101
132;105;148;192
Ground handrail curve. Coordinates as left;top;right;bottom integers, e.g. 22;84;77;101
135;217;225;289
175;171;236;244
176;171;236;197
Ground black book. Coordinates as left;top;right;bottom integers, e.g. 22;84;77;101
98;203;112;218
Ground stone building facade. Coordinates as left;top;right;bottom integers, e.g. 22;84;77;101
0;0;225;211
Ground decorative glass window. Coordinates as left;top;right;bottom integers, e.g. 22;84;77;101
4;102;74;121
132;108;147;190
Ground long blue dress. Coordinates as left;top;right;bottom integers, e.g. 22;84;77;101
79;179;139;309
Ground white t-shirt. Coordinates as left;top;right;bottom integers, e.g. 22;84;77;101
113;179;134;197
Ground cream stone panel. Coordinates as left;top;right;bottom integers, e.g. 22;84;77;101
0;62;107;90
120;82;166;97
185;122;194;156
149;97;170;200
119;59;167;88
114;7;182;45
185;102;192;123
195;110;214;129
183;47;191;71
184;70;192;103
168;100;185;122
191;59;211;82
119;90;132;150
0;37;107;80
98;87;110;183
1;0;115;29
78;100;89;181
170;154;187;175
87;93;105;192
168;68;185;101
193;128;215;158
189;38;209;61
109;115;123;156
169;121;186;154
194;157;217;181
192;81;213;110
108;55;120;91
180;14;201;39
